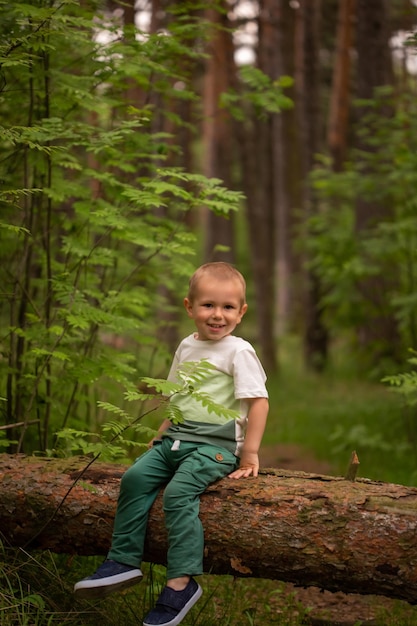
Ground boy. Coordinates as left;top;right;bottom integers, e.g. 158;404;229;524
74;262;269;626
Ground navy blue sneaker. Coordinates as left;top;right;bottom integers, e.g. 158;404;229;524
74;559;143;599
143;578;202;626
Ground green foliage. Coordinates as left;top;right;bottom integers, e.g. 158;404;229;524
0;547;317;626
0;0;243;454
307;89;417;364
329;422;411;456
6;546;417;625
0;545;52;625
382;350;417;464
53;359;238;460
220;66;294;121
164;359;240;422
383;351;417;407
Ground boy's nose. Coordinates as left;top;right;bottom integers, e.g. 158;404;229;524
212;307;222;319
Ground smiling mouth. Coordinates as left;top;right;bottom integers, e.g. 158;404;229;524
209;324;224;329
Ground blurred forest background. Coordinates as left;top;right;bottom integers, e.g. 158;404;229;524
4;2;417;624
2;0;417;480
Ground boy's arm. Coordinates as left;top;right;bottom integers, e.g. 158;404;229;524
228;397;269;479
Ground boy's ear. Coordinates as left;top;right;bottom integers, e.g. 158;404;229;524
184;297;193;317
238;303;248;321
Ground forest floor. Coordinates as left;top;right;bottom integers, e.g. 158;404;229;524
258;444;417;626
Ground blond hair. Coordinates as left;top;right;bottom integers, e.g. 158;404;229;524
187;262;246;304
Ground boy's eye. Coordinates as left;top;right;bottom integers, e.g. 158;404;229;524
200;303;236;310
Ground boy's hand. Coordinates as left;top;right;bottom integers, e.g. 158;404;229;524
228;451;259;479
147;419;172;448
229;397;268;479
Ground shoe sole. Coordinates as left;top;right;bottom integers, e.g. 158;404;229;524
143;583;202;626
74;572;143;599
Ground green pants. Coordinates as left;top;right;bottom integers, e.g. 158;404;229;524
108;437;239;579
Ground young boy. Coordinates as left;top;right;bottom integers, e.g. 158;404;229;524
74;262;269;626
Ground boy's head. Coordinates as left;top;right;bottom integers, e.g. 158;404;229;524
187;262;246;305
185;262;248;341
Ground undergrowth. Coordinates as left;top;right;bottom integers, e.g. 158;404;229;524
2;547;417;625
0;548;311;626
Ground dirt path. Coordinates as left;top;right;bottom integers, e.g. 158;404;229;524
258;444;417;625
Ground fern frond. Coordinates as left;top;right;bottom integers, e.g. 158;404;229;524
124;390;156;402
97;401;131;420
175;360;216;388
191;391;240;421
129;424;156;439
139;377;181;396
166;404;184;424
101;419;131;437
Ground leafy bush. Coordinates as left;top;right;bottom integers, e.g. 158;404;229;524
307;90;417;370
0;0;242;454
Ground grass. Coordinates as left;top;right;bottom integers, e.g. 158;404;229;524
0;551;311;626
3;550;417;625
2;336;417;624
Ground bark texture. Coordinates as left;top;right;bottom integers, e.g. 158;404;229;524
202;4;236;263
2;454;417;604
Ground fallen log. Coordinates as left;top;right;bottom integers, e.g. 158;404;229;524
1;453;417;604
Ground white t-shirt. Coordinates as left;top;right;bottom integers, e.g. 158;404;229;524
164;333;268;456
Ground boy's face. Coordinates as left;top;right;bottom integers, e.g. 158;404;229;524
184;277;247;341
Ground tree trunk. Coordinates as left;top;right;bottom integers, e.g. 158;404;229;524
2;454;417;604
240;0;286;373
275;0;298;339
258;0;291;339
327;0;356;172
202;4;236;263
295;0;329;372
